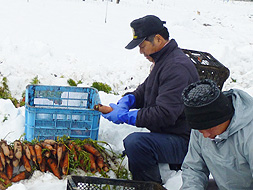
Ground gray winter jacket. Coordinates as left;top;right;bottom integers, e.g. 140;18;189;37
181;89;253;190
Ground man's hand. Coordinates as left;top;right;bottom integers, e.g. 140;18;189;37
117;94;136;110
102;103;126;124
102;103;138;125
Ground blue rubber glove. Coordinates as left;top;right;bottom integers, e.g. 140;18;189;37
117;94;136;110
102;103;126;124
102;103;138;126
118;110;138;126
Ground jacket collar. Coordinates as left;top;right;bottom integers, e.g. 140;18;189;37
150;39;178;63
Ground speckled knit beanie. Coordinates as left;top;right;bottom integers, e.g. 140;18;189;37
182;79;234;130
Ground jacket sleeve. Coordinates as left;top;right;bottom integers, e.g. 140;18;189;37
181;130;210;190
134;64;193;131
242;121;253;178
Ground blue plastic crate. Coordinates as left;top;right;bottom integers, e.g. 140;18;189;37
25;85;101;141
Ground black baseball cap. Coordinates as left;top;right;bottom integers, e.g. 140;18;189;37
125;15;166;50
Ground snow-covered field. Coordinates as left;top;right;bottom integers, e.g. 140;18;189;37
0;0;252;189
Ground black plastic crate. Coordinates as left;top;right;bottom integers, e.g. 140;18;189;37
67;176;167;190
182;49;230;89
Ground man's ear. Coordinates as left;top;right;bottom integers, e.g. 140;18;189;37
154;34;165;45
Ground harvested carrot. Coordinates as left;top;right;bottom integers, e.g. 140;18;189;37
5;157;10;165
74;143;82;152
94;104;113;114
83;144;101;157
41;142;55;151
14;140;22;160
51;150;57;158
8;146;14;159
68;142;78;162
6;163;13;179
39;158;46;172
0;172;11;185
28;144;37;164
0;158;3;172
34;144;42;165
103;163;109;172
43;139;56;145
61;152;69;175
0;181;6;190
62;144;66;153
11;171;30;183
47;158;61;179
23;144;31;160
57;143;63;168
12;157;19;167
96;156;104;169
89;154;96;173
0;141;10;157
22;154;31;172
44;150;51;158
0;149;6;169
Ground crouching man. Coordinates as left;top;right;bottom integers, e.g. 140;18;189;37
181;79;253;190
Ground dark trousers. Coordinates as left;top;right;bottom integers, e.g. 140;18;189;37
123;132;189;184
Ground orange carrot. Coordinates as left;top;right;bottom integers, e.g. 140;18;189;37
0;149;6;169
0;158;3;172
94;104;113;114
83;144;101;157
96;156;104;169
5;157;10;165
43;139;56;145
23;144;31;160
6;163;13;179
62;144;66;153
11;171;30;183
8;146;14;159
57;143;63;168
41;142;55;151
103;163;109;172
47;158;61;179
68;142;78;162
39;157;46;172
0;141;10;157
34;144;42;165
0;172;11;185
28;144;37;164
12;157;19;167
61;152;69;175
14;140;22;160
74;143;82;152
22;154;31;172
89;153;96;173
0;181;6;190
44;150;51;158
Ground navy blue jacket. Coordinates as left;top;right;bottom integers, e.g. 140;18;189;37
131;39;199;141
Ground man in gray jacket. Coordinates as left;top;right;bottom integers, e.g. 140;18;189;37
181;79;253;190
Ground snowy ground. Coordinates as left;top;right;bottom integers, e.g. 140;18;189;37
0;0;253;189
